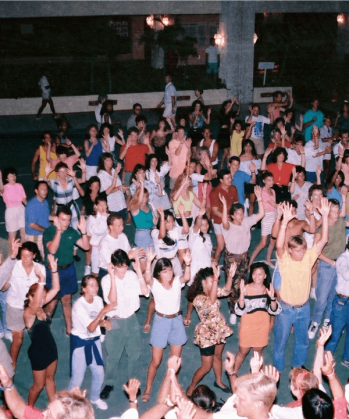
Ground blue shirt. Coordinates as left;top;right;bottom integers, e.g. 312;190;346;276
25;197;50;236
232;170;251;204
327;187;342;207
86;139;103;166
303;109;324;142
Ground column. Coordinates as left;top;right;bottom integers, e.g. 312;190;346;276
219;1;256;104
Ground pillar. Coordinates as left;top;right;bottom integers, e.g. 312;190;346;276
219;1;256;104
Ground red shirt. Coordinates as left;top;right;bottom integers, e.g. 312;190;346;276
210;184;238;224
267;162;295;186
120;143;149;173
267;140;292;150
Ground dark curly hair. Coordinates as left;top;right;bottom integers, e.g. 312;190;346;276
246;262;271;289
187;267;214;302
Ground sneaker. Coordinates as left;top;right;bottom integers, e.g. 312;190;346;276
308;321;319;339
323;319;330;329
100;385;114;400
310;288;317;300
341;360;349;369
4;332;12;342
90;398;108;410
84;265;92;275
229;313;237;325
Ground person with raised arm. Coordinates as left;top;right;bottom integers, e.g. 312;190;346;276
23;254;60;406
186;263;236;396
220;185;265;325
273;199;330;372
142;247;192;403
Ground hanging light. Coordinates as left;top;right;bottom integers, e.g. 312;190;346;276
214;33;224;47
254;33;258;44
162;16;170;26
146;15;154;28
337;14;345;24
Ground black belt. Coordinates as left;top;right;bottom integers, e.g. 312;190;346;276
337;293;349;300
57;262;74;270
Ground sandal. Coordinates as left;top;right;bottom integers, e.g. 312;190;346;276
183;318;191;327
142;392;150;403
143;324;151;333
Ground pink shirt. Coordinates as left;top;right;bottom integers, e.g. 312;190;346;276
261;187;276;212
168;139;190;179
2;183;26;208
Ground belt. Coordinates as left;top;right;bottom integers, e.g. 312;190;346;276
337;293;349;299
58;262;74;270
156;310;182;319
280;299;308;309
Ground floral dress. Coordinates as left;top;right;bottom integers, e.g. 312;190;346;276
193;288;233;348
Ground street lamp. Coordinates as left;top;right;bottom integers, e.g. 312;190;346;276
337;14;345;24
214;33;224;47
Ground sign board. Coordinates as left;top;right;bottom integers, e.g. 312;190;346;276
258;62;275;70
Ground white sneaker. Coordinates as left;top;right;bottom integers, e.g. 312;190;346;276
4;332;12;342
91;398;108;410
310;288;317;300
84;265;92;275
323;319;330;329
0;332;4;339
229;314;237;325
308;321;319;339
100;334;105;343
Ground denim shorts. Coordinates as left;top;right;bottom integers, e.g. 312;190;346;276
150;314;187;349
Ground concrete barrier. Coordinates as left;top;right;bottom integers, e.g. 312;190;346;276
253;87;293;104
0;89;228;116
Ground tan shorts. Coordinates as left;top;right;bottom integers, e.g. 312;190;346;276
6;305;25;331
251;137;265;155
213;222;223;235
5;205;25;232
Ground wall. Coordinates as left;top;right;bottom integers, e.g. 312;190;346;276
0;89;228;117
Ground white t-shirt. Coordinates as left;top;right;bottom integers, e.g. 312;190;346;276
205;45;220;63
150;275;182;315
245;115;270;140
98;233;131;269
39;76;51;99
188;227;212;284
102;271;147;318
164;82;177;106
71;295;104;339
291;181;312;220
87;213;108;246
333;142;349;158
7;261;46;309
286;148;302;166
304;141;323;172
151;227;185;260
190;173;204;195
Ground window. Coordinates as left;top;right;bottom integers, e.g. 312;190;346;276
182;23;206;45
209;23;219;40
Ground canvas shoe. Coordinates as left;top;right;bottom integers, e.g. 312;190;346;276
308;321;319;339
91;398;108;410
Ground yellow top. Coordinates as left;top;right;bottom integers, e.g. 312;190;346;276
277;244;318;306
173;191;194;215
230;130;245;156
39;145;57;179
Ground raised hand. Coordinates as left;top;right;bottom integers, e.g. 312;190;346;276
300;114;304;123
263;365;280;383
266;282;275;299
321;351;335;376
167;355;182;373
317;325;332;347
228;261;237;278
67;168;76;178
47;254;58;272
317;197;331;217
175;398;196;419
249;160;256;173
254;185;262;200
123;378;141;401
239;279;247;300
146;247;157;264
183;250;192;266
316;165;322;177
198;207;206;218
78;158;86;172
10;238;21;259
276;203;283;220
44;162;52;177
281;201;296;224
34;264;45;282
77;215;87;234
212;263;220;280
341;185;348;198
292;166;297;179
115;162;122;175
224;351;236;375
53;216;62;231
304;200;314;213
107;262;115;279
264;147;273;158
218;193;227;207
250;351;264;373
157;206;164;219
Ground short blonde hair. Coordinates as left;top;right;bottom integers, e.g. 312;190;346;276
289;368;319;397
55;390;94;419
235;373;277;409
288;235;307;250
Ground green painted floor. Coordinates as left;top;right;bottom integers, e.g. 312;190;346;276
0;111;348;418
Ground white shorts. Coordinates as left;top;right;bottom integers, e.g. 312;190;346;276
163;104;177;118
261;211;276;236
213;222;223;235
5;205;25;232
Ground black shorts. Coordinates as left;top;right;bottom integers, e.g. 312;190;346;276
199;345;215;356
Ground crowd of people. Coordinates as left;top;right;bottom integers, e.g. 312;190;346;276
1;77;349;419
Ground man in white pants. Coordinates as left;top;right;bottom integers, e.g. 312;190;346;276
157;74;177;126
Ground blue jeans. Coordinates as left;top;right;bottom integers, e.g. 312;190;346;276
273;301;310;372
325;295;349;361
68;339;104;401
311;261;337;323
306;171;317;183
134;229;154;252
0;290;10;334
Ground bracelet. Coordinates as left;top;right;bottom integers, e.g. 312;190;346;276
185;264;191;267
38;282;46;285
309;213;314;216
323;370;335;377
4;382;15;391
270;298;276;302
129;399;138;404
164;395;175;407
81;233;87;235
227;371;237;377
251;171;255;174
